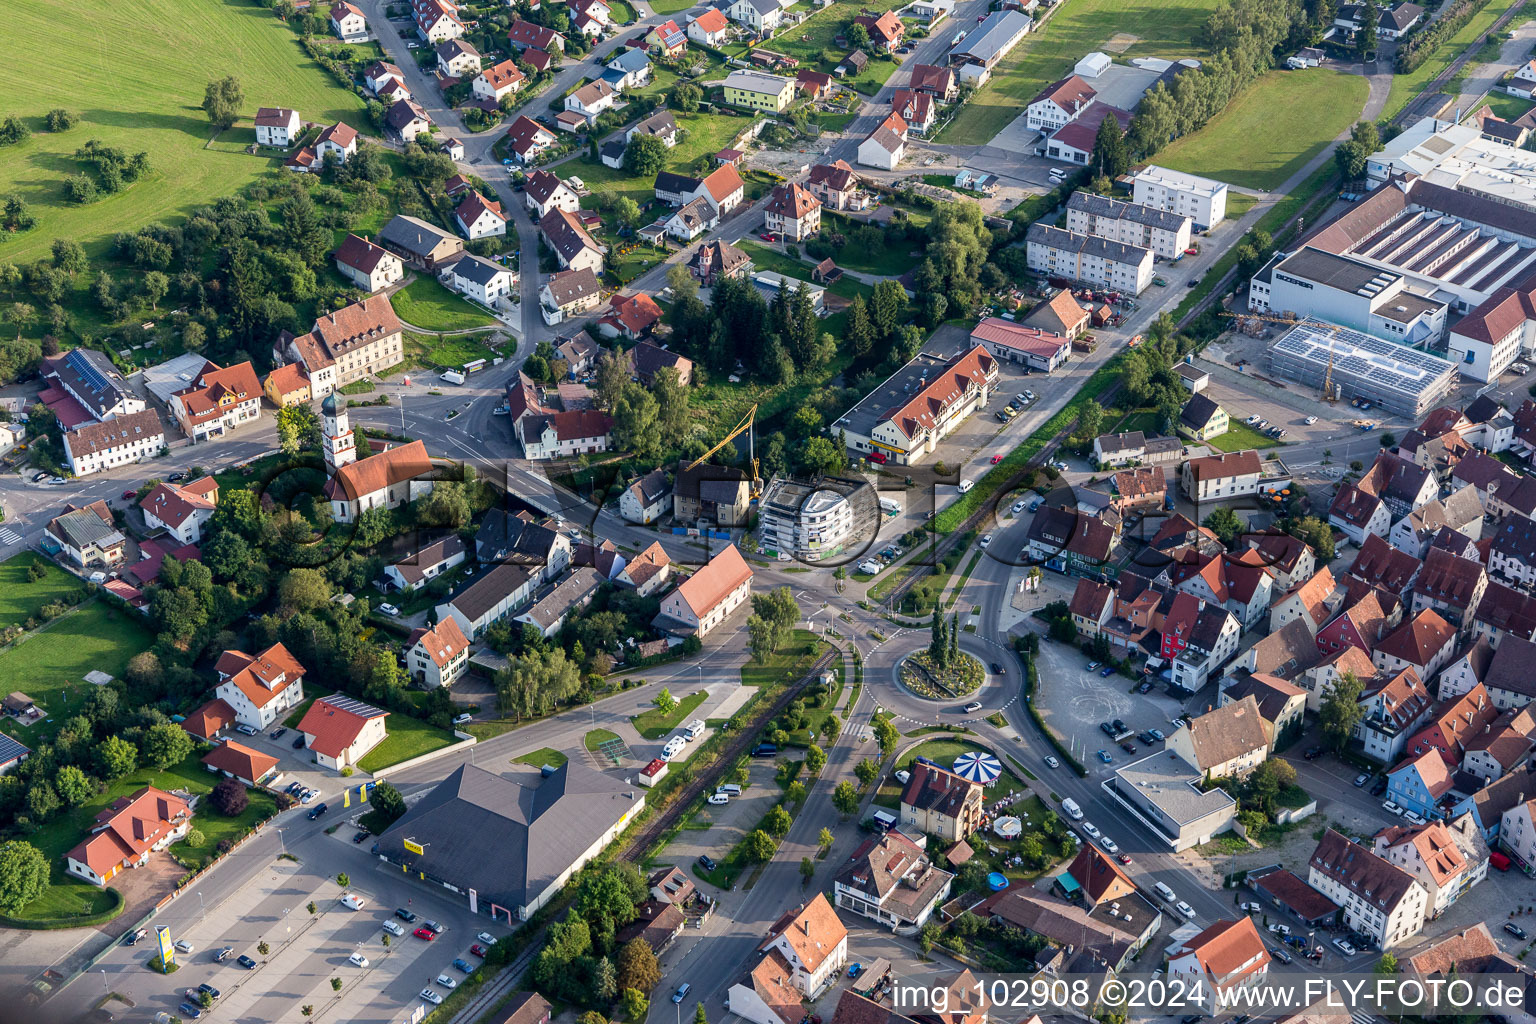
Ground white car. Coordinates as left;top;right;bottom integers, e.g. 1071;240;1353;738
1175;901;1196;920
979;534;992;548
1333;939;1357;956
1012;500;1027;514
477;932;497;947
1044;756;1060;769
964;701;983;712
707;793;729;805
1099;836;1119;854
957;479;974;494
1304;416;1318;425
1240;902;1261;912
1082;822;1101;839
379;603;400;616
174;940;195;954
895;770;910;784
340;893;366;911
1269;924;1290;935
421;989;444;1006
436;974;459;990
348;953;370;967
383;920;405;937
1382;800;1403;816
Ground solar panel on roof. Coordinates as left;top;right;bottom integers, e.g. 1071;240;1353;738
320;694;387;718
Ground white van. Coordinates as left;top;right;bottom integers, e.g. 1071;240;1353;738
1060;797;1083;820
879;497;901;516
440;370;467;385
684;719;705;741
707;793;729;805
1154;882;1177;903
716;784;742;796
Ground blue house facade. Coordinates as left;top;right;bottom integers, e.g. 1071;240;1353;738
1385;750;1452;819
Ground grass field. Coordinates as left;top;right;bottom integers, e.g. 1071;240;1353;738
0;0;367;266
355;714;458;772
0;602;153;741
737;241;874;302
512;747;569;768
739;630;827;688
937;0;1228;145
18;751;269;921
0;552;83;629
1473;88;1535;122
1148;70;1368;191
584;728;621;751
1384;0;1523;120
767;0;904;89
574;112;756;208
1209;420;1280;452
632;690;709;739
390;278;501;334
171;789;278;869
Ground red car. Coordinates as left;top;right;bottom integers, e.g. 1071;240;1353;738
122;490;136;500
990;454;1003;464
414;927;436;941
469;943;488;958
1184;248;1198;256
758;232;777;242
1118;854;1132;865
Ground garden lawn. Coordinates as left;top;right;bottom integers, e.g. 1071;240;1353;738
740;630;827;688
632;690;710;739
1384;0;1522;120
355;715;458;772
738;241;873;302
17;751;265;921
584;728;621;751
0;602;153;742
1475;90;1536;122
512;747;569;768
607;0;638;22
0;552;84;628
171;789;278;869
0;0;367;268
390;277;501;335
1208;421;1280;452
1147;70;1368;192
937;0;1228;145
407;332;503;372
574;111;758;209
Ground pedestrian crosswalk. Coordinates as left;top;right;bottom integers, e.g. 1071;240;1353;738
1352;1010;1379;1024
0;527;22;546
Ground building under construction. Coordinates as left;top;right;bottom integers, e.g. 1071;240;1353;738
757;475;880;563
1267;318;1456;418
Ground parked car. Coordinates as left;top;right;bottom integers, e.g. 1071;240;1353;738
292;735;306;749
396;908;418;923
379;603;400;616
421;989;444;1005
1137;731;1156;744
1240;902;1260;912
422;920;444;935
1097;749;1113;763
1176;901;1197;919
1137;682;1154;694
453;958;473;973
413;928;436;941
470;944;488;958
124;928;148;946
437;974;459;990
1120;741;1136;754
174;940;195;954
1100;665;1115;677
348;953;370;968
1304;747;1324;760
197;984;220;1001
178;1003;203;1020
353;829;370;844
237;955;257;969
215;947;234;962
1506;923;1528;940
1353;773;1370;788
340;893;366;910
847;963;863;979
697;854;718;872
1333;939;1357;956
1271;948;1293;965
1081;822;1101;839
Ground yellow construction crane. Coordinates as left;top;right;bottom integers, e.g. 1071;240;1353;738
687;403;761;498
1216;311;1301;325
1322;337;1338;403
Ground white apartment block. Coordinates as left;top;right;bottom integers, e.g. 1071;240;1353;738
1133;165;1228;229
1025;223;1154;294
1064;192;1194;260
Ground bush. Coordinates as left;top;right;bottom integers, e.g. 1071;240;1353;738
210;778;249;816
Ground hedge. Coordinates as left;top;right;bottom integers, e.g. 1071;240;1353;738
0;887;125;930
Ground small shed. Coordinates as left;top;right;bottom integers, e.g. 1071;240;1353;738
812;258;843;283
638;757;668;787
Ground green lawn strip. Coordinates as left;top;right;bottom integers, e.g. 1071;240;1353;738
512;747;569;768
584;728;622;753
171;790;278;870
1474;90;1536;121
574;111;756;211
632;689;710;739
1149;70;1367;192
0;552;85;628
1384;0;1522;120
737;241;874;302
0;0;367;267
608;0;638;23
766;0;905;66
936;0;1228;145
1206;421;1280;452
1224;192;1260;219
740;631;826;688
934;358;1123;533
0;602;153;741
943;551;984;611
283;696;318;730
17;751;259;919
390;277;500;334
866;561;918;601
355;714;458;772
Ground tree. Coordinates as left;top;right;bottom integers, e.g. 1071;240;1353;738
337;872;350;887
654;689;678;714
51;239;87;277
96;735;138;778
0;841;48;914
671;82;701;113
804;743;826;775
55;765;92;806
818;826;834;850
1091;113;1130;179
765;804;793;836
1357;0;1377;58
1069;399;1104;446
786;780;806;805
203;76;244;130
0;117;29;146
624;134;667;176
1376;952;1399;974
845;294;873;358
142;271;169;311
1319;671;1365;754
613;196;642;228
868;279;905;339
142;722;194;770
211;777;249;816
6;302;34;341
799;856;815;884
847;21;870;48
258;941;270;955
418;481;473;528
855;758;878;788
186;829;206;848
582;1013;611;1024
277;403;318;457
278;567;333;611
331;978;343;992
370;782;407;826
46;109;79;132
619;988;649;1022
611;382;660;459
1245;757;1295;814
1202;505;1242;547
616;936;661;993
873;716;898;757
743;829;776;862
832;780;859;816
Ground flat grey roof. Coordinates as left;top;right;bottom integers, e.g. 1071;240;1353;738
835;347;965;441
1112;752;1236;826
1275;246;1402;298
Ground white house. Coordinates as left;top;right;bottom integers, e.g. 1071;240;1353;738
63;410;166;478
723;0;783;33
664;197;717;242
621;469;671;524
334;233;405;293
315;122;359;164
474;59;526;103
384;535;467;592
448;253;518;307
330;1;368;41
524;170;581;218
255;107;301;147
657;544;753;637
565;80;619;123
140;477;219;545
297;693;390;771
405;618;471;689
64;787;191;887
215;642;308;731
1025;74;1096;132
857;112;907;170
519;410;614;460
687;7;732;45
1308;829;1428;948
756;895;848;996
1133;165;1228;229
605;49;652;89
454;191;508;240
437;39;483;77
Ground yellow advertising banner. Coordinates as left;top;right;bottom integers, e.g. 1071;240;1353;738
404;838;425;855
155;926;175;972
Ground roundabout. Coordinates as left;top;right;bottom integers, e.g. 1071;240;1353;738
861;627;1021;728
897;649;984;700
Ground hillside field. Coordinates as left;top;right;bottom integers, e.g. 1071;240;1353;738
0;0;368;265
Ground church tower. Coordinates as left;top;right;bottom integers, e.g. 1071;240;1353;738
322;391;356;471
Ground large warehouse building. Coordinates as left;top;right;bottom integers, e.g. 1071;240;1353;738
1266;318;1457;418
376;762;643;923
1248;247;1448;346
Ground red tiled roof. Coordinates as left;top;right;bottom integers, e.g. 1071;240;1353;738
181;698;236;741
335;233;396;275
480;59;526;92
298;694;390;759
325;439;433;503
202;740;279;783
141;477;217;529
700;163;744;204
264;363;310;398
766;181;820;220
675;545;753;617
1030;74;1096;111
691;7;728;31
406;617;470;668
882;345;996;440
66;787;190;879
219;642;307;709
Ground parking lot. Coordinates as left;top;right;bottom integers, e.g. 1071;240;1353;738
1030;639;1189;769
87;833;507;1024
649;758;784;889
